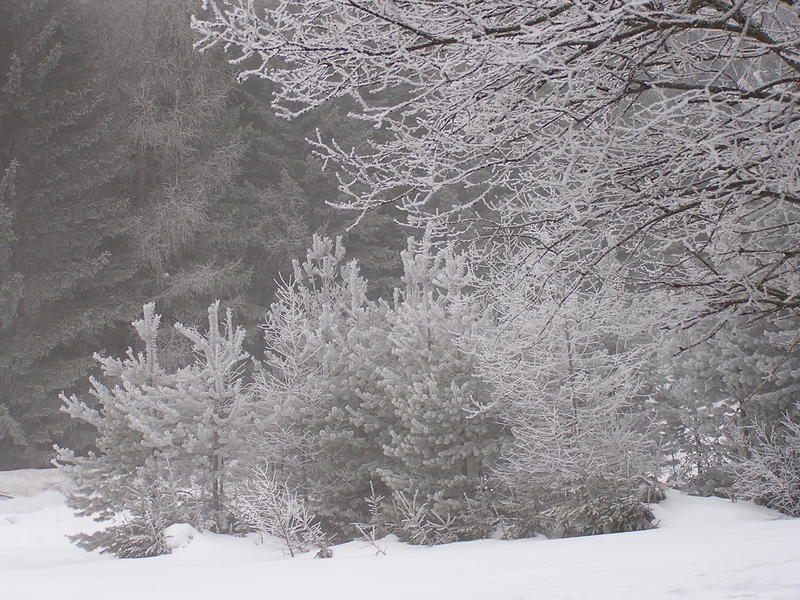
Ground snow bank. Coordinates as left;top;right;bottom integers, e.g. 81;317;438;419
0;467;70;497
1;469;798;600
163;523;197;550
651;488;786;528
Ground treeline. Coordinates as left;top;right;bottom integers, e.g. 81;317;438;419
57;236;657;557
0;0;404;468
56;235;800;558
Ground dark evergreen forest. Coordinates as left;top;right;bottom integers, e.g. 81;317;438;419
0;0;406;469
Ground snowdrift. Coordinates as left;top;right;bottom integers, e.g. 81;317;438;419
1;469;798;600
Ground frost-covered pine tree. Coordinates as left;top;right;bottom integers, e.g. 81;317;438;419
57;301;253;556
255;235;503;540
378;236;502;536
660;315;800;497
254;236;391;535
653;341;741;495
56;303;186;556
170;300;253;532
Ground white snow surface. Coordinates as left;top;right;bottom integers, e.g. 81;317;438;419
0;467;70;498
163;523;198;550
1;469;798;600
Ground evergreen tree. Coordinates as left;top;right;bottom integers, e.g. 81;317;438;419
254;236;392;535
233;77;407;305
0;0;409;469
56;304;184;527
92;0;403;355
58;302;253;555
476;259;657;537
172;301;253;531
256;235;502;540
0;0;139;467
91;0;250;334
378;237;502;527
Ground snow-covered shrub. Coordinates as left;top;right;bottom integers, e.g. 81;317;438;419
540;474;656;538
352;480;504;546
70;477;179;558
733;409;800;517
74;519;168;559
656;318;800;497
235;464;329;557
387;490;457;546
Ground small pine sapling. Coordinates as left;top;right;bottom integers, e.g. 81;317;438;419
56;303;187;555
351;482;387;555
390;490;457;546
173;300;253;532
57;302;254;556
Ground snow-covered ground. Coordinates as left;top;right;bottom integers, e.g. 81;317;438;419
1;469;798;600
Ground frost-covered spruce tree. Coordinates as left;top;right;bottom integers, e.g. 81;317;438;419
57;301;253;556
477;260;657;538
378;236;502;539
56;303;187;556
169;300;253;532
653;340;741;496
254;236;391;535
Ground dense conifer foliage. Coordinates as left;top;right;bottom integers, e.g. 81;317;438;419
656;316;800;496
59;238;661;556
253;236;505;541
253;236;392;534
0;0;140;467
377;238;502;529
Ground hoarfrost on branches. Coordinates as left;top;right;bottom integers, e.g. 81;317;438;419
194;0;800;327
733;407;800;517
475;257;658;535
236;464;329;557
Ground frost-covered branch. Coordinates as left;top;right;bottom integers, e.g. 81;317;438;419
193;0;800;328
236;464;329;557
